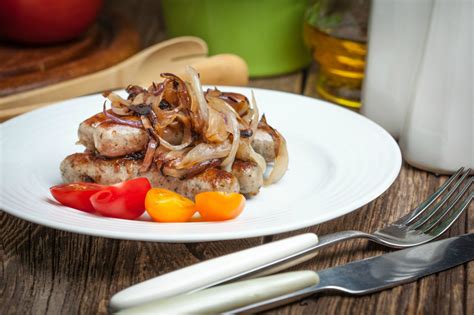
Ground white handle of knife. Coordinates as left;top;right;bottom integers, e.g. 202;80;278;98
116;270;319;314
110;233;318;311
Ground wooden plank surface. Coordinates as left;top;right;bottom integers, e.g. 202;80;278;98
0;15;139;97
1;1;472;314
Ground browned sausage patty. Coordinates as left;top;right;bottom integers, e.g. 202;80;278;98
77;113;148;157
60;153;263;198
252;129;276;162
231;160;263;196
60;153;242;199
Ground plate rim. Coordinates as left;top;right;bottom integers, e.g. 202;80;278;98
1;87;402;242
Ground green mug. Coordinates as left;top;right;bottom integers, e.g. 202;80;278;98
161;0;311;77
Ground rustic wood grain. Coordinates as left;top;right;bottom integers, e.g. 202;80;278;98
248;72;303;93
0;0;472;314
0;214;266;314
0;30;96;78
0;14;139;97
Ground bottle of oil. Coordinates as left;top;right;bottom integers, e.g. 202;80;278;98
304;0;370;109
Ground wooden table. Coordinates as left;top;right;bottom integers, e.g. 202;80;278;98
1;1;472;314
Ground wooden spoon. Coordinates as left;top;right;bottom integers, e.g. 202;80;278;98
0;36;248;120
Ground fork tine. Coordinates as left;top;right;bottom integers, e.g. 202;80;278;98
401;167;465;225
416;177;474;232
425;190;473;237
407;169;471;229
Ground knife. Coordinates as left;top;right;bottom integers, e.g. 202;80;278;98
114;233;474;314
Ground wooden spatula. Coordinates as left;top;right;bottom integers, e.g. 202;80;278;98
0;36;248;121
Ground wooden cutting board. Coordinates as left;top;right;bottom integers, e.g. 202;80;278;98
0;13;140;97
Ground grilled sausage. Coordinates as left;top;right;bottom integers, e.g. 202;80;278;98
78;112;186;158
251;129;276;162
231;160;263;196
77;112;276;162
60;153;240;199
78;113;148;157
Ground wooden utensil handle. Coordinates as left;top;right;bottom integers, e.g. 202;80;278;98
0;37;202;114
0;53;248;121
182;54;249;86
0;66;122;111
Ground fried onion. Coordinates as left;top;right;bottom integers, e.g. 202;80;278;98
102;102;142;128
139;139;158;173
96;67;288;184
264;129;289;185
176;141;231;169
236;140;267;174
186;66;209;132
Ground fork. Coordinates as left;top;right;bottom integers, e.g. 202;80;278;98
318;167;473;248
109;167;473;311
237;167;473;275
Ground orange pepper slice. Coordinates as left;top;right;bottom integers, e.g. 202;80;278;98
145;188;196;222
195;192;245;221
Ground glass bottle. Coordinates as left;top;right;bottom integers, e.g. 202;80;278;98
304;0;370;109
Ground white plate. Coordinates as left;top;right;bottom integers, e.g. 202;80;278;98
1;87;401;242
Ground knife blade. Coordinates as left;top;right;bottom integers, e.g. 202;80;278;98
115;233;474;314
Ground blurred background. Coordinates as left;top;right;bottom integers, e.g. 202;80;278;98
0;0;367;109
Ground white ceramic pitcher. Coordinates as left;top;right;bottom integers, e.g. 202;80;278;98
362;0;473;174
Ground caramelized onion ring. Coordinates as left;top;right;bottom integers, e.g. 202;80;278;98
206;97;240;170
102;102;142;128
183;159;221;179
139;139;158;173
176;141;231;169
264;130;288;186
187;66;209;131
236;140;267;174
249;90;260;140
149;82;164;96
155;114;193;151
161;72;191;107
258;114;280;155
